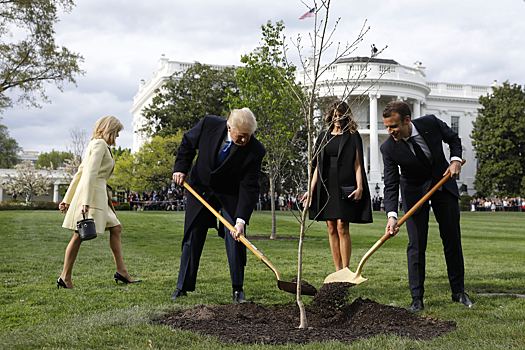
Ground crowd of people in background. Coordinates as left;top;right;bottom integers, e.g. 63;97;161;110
126;183;523;214
469;196;523;212
256;192;299;211
128;181;187;211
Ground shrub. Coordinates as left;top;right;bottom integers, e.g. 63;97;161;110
0;201;59;211
459;194;472;211
114;202;130;211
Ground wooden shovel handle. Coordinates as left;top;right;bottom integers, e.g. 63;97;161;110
182;182;282;281
380;159;466;242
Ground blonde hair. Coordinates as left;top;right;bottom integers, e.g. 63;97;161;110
91;116;124;146
227;108;257;134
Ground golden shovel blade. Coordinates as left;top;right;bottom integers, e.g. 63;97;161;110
323;267;353;283
323;267;368;285
346;273;367;285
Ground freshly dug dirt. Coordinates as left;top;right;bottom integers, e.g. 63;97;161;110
158;282;457;345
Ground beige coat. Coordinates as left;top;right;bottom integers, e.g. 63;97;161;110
62;139;118;234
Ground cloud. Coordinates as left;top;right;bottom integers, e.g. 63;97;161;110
2;0;524;154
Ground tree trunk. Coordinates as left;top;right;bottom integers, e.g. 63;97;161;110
269;168;277;239
297;207;308;328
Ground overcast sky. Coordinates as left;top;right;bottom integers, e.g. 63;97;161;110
2;0;524;154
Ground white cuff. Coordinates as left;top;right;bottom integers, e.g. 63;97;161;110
451;156;462;163
236;218;246;225
387;211;398;219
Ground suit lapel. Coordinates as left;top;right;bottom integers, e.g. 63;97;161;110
396;138;415;160
412;119;436;160
209;122;228;168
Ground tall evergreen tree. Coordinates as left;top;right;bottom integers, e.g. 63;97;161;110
471;82;525;197
0;118;22;168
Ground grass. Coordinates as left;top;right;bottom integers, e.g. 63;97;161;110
0;209;524;349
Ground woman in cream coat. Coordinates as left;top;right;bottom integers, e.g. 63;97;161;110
57;116;140;289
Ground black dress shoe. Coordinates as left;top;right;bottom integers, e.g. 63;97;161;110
452;292;473;307
57;277;67;289
170;289;187;300
114;272;142;284
233;291;246;304
408;298;424;312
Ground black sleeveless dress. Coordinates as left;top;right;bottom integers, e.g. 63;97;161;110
309;130;373;224
318;134;343;220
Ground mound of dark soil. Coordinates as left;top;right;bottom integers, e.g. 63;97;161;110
158;283;456;345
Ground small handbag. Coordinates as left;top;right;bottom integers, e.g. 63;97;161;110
340;186;357;200
76;210;97;241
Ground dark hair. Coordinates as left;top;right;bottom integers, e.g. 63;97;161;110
325;100;358;133
382;101;412;119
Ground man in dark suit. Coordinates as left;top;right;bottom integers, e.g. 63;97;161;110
380;101;472;312
170;108;265;303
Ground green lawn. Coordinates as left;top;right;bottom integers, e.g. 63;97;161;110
0;210;524;349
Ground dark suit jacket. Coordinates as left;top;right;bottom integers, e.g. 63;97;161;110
380;114;462;214
174;115;266;242
309;130;373;223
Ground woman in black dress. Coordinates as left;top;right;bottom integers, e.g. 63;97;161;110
304;101;372;271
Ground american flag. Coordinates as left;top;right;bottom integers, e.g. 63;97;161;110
299;8;315;20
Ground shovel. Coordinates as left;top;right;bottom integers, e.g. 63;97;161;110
324;159;466;285
183;182;317;296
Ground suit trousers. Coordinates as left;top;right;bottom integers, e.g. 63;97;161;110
405;189;465;298
176;197;247;291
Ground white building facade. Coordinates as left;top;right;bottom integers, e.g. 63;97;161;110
130;56;496;195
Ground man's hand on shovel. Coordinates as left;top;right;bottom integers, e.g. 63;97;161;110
230;222;245;242
386;217;400;237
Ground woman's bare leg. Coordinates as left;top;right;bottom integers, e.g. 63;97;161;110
60;232;82;289
336;220;351;269
109;224;133;281
327;220;343;270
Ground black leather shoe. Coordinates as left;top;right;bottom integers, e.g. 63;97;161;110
408;298;424;312
233;291;246;304
452;292;473;308
170;289;187;300
114;272;142;284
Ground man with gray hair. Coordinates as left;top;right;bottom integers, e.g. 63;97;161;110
170;108;266;303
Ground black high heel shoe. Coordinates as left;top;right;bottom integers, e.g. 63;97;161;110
57;277;67;289
114;272;142;284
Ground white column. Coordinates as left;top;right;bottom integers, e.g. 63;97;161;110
413;99;421;119
368;93;381;183
421;100;427;117
53;183;59;203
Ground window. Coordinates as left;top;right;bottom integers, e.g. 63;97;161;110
451;116;459;133
366;106;370;129
367;147;370;173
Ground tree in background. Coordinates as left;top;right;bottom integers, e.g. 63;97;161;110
0;0;84;111
2;160;52;201
66;126;89;162
0;117;22;168
109;134;182;193
227;20;304;239
58;155;81;188
111;146;130;158
37;149;74;168
141;62;238;137
471;81;525;197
